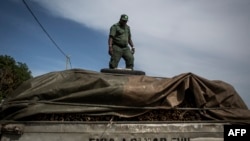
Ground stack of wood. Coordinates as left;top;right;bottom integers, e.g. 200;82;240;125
27;109;203;121
21;91;210;121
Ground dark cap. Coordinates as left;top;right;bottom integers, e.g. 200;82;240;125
120;14;128;21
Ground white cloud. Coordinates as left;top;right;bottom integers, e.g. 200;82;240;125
33;0;250;108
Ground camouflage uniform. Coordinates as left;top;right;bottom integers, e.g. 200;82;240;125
109;15;134;69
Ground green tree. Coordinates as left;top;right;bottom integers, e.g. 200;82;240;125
0;55;32;101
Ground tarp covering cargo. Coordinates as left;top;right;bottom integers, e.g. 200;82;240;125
1;68;250;121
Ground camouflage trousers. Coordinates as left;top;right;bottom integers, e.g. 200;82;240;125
109;45;134;69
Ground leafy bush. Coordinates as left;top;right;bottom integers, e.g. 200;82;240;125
0;55;32;101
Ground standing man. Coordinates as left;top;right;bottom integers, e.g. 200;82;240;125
108;14;135;70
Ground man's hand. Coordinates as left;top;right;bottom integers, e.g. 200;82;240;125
131;47;135;54
109;47;113;56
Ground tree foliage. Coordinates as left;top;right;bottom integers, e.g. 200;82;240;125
0;55;32;101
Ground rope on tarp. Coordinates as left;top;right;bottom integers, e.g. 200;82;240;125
2;100;240;110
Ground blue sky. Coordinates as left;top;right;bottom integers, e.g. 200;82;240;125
1;0;250;108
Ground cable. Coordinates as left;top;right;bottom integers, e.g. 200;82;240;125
22;0;72;69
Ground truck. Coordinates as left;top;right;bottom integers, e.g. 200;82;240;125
1;69;250;141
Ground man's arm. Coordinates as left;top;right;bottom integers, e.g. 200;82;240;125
128;27;134;48
108;36;113;47
108;36;113;55
128;36;135;54
108;24;117;55
128;37;134;48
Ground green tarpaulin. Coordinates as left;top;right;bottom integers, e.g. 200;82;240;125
1;69;250;121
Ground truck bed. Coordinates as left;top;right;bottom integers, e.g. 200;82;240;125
1;121;230;141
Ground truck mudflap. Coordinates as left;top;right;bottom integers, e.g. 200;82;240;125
0;121;228;141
